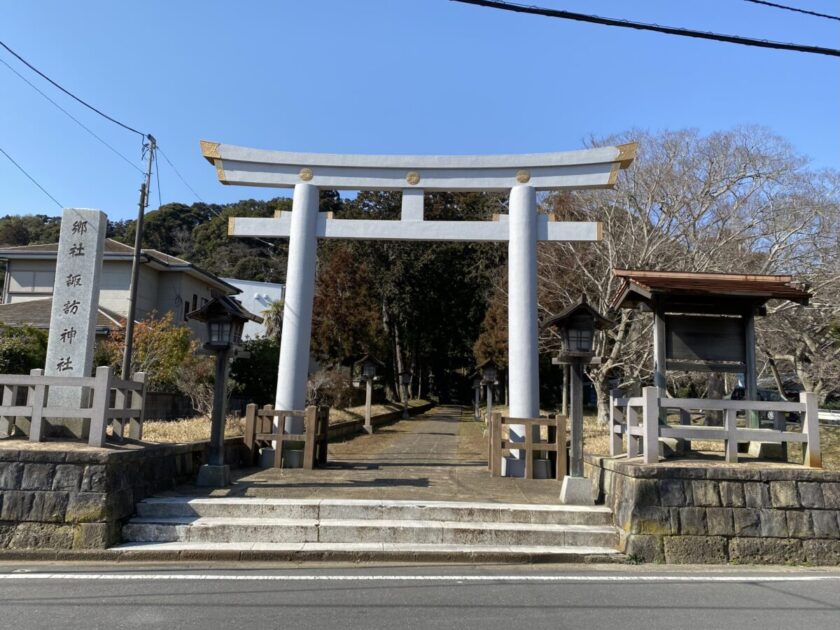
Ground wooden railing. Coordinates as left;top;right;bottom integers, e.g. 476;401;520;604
244;404;329;469
0;366;147;447
488;413;567;479
609;387;821;467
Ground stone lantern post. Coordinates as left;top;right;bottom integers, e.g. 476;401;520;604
354;354;384;434
188;295;262;487
543;296;612;504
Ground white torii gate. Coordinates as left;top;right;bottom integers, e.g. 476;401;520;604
200;140;635;468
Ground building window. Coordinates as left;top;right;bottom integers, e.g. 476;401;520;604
192;294;198;311
184;302;190;322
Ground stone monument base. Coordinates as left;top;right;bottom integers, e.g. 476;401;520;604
560;475;593;505
196;464;230;488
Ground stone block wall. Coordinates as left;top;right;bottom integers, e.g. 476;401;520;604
0;438;247;551
585;454;840;565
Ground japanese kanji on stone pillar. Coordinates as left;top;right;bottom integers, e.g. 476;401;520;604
200;140;635;475
44;208;107;437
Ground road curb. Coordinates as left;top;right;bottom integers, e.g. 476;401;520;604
0;549;627;564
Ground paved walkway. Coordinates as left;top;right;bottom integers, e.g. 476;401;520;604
179;406;560;504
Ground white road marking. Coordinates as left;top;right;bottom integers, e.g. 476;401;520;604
0;574;838;583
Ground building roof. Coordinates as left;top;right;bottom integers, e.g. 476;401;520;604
0;239;240;296
0;298;125;333
611;269;811;313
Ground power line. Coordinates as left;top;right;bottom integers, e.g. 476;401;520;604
0;56;145;175
743;0;840;22
156;145;277;250
158;147;205;202
0;39;147;136
452;0;840;57
0;146;63;209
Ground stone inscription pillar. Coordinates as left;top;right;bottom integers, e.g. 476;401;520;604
274;183;319;433
44;208;107;437
507;185;539;466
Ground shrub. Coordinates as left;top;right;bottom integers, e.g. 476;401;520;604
96;312;195;391
0;325;48;374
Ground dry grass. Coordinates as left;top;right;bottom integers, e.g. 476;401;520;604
142;415;245;443
142;399;432;443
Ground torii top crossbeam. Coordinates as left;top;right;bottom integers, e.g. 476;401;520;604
200;139;635;471
201;141;635;191
202;141;635;243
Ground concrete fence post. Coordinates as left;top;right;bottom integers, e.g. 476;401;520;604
801;391;821;468
0;382;16;437
88;366;113;448
642;386;659;464
27;368;46;443
725;408;738;464
609;388;624;456
626;403;639;459
128;372;146;440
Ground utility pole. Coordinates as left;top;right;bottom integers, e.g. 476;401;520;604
121;134;156;379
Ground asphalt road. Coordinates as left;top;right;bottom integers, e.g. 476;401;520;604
1;563;839;630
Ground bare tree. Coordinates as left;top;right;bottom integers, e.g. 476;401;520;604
538;128;840;420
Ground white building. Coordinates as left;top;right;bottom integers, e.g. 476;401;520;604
222;278;284;339
0;239;240;342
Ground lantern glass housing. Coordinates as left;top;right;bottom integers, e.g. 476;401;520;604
564;313;595;354
482;365;497;382
209;320;231;345
363;363;377;379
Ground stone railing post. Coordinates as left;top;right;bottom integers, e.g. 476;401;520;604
801;391;821;468
128;372;146;440
609;388;624;456
642;386;659;464
27;368;46;442
88;366;113;448
725;408;738;464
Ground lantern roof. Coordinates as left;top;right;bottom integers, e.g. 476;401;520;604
186;294;263;324
476;358;499;371
354;353;385;368
542;295;613;331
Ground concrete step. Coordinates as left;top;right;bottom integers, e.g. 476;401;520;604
110;541;624;563
134;497;613;526
122;516;619;548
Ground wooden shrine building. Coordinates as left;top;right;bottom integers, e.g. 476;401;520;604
610;269;811;416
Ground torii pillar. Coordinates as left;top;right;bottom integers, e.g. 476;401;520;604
200;140;635;469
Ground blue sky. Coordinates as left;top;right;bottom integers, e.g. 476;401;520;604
1;0;838;220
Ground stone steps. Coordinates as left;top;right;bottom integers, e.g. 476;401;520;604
134;497;614;525
120;497;622;561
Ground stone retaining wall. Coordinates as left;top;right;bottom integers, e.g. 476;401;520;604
585;454;840;565
0;438;247;551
